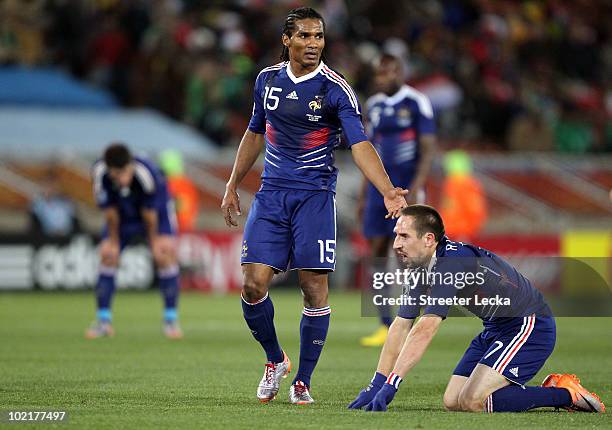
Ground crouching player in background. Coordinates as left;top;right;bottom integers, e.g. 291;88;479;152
86;143;182;339
349;205;605;413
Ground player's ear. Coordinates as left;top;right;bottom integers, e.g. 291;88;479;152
282;33;290;48
424;232;436;247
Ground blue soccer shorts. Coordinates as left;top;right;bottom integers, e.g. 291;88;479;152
453;315;556;386
241;189;337;272
102;200;177;250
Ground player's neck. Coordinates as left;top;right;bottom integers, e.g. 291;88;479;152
384;83;402;96
288;59;321;78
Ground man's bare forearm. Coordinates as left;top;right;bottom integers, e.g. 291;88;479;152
104;208;120;242
376;317;413;376
227;130;265;189
351;141;394;196
410;134;437;191
392;315;442;378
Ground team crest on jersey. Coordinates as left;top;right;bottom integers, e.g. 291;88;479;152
308;96;323;112
397;107;412;127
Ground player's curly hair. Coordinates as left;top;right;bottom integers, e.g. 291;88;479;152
104;142;132;168
401;205;446;242
280;7;326;62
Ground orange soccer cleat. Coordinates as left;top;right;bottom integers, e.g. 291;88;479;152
543;373;605;413
541;373;562;388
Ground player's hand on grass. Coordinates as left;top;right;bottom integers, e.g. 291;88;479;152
364;383;397;412
221;186;241;227
383;187;409;219
347;372;386;409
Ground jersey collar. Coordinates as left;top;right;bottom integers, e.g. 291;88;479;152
286;61;325;84
384;85;410;106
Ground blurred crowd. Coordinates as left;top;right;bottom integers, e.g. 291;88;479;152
1;0;611;152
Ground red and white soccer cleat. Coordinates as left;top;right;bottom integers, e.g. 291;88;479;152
543;373;606;413
257;351;291;403
289;380;314;405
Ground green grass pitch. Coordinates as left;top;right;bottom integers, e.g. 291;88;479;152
0;290;610;429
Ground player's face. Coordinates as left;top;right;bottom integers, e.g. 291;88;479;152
374;60;402;95
108;164;134;188
393;216;435;268
283;18;325;69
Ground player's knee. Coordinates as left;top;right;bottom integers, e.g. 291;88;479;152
242;277;268;302
443;392;461;411
99;250;118;267
299;280;328;308
458;392;485;412
153;247;177;268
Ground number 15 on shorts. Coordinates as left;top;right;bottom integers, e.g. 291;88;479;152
317;239;336;264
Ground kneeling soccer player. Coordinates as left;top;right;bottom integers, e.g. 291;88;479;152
86;143;182;339
348;205;605;413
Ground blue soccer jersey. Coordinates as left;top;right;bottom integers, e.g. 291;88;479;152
363;85;436;238
365;84;436;186
248;61;369;193
91;156;176;241
396;238;558;387
398;237;551;324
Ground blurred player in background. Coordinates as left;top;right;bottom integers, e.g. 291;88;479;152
87;143;182;339
349;205;605;413
358;54;437;347
221;7;408;405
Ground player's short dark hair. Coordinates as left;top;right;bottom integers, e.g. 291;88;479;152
280;7;325;62
104;143;132;168
378;53;402;68
378;52;402;65
401;204;445;242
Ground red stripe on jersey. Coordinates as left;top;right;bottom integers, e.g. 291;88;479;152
400;128;416;141
303;127;330;150
266;121;276;146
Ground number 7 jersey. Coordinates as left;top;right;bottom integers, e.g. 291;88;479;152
248;61;369;193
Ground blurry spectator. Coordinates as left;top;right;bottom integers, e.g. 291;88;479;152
4;0;608;151
29;172;80;238
159;149;199;232
0;0;46;65
439;150;487;242
507;112;554;151
554;102;596;153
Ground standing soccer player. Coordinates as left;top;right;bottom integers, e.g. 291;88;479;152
221;7;408;404
86;143;182;339
359;54;437;347
348;205;605;413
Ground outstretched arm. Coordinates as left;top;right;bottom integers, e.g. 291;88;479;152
363;315;442;412
348;317;413;409
390;315;442;378
351;141;408;218
376;317;414;376
221;130;265;227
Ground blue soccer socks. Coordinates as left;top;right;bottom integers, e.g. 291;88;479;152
158;265;180;321
241;292;284;364
95;265;116;319
293;306;331;388
486;385;572;412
